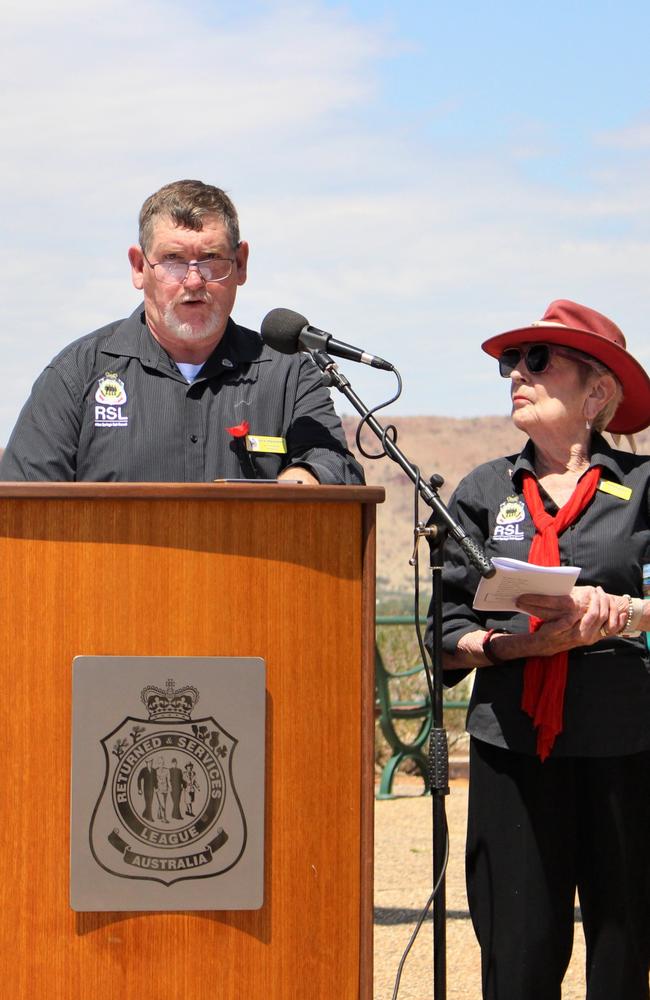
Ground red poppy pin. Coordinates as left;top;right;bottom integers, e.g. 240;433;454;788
226;420;250;439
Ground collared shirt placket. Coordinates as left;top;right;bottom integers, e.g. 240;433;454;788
183;380;206;481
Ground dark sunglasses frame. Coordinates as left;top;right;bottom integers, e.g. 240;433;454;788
498;343;593;378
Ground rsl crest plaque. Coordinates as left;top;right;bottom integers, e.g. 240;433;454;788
71;656;265;911
93;679;239;884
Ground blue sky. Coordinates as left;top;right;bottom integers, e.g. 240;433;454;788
2;0;649;443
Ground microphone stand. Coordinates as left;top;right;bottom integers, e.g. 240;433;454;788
311;351;494;1000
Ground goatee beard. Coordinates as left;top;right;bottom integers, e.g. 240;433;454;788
163;299;223;342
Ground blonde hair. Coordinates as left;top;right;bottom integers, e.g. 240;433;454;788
563;346;624;433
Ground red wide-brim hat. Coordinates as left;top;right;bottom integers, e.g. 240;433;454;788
481;299;650;434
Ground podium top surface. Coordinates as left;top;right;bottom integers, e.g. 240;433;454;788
0;482;385;503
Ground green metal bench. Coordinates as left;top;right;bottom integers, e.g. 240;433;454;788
375;615;469;798
375;615;432;799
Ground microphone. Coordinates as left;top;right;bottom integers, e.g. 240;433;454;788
261;308;394;371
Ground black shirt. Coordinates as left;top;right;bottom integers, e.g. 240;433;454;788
0;306;364;485
433;434;650;756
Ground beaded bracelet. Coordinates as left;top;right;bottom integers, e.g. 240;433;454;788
621;594;634;633
620;596;645;636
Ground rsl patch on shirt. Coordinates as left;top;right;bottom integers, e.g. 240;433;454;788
492;494;526;541
94;373;128;428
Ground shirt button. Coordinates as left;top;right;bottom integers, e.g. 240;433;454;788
190;434;198;443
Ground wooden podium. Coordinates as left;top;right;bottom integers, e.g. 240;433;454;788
0;483;384;1000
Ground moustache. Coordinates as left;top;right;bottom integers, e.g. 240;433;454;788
173;291;211;306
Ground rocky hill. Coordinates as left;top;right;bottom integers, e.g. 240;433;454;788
342;415;650;595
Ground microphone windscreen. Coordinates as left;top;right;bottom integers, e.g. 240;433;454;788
260;308;309;354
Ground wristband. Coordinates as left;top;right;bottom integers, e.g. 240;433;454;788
482;628;510;665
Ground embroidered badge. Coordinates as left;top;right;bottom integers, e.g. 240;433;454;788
95;373;128;428
96;373;127;406
598;479;632;501
493;495;526;541
496;495;525;525
246;435;287;454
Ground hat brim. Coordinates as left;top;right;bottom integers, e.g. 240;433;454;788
482;324;650;434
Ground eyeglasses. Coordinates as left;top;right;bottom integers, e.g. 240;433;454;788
142;252;235;284
498;344;594;378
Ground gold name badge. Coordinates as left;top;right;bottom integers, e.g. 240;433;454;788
598;479;632;501
246;435;287;454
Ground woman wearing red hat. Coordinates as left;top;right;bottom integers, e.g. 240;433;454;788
435;300;650;999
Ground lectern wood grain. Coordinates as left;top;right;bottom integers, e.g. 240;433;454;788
0;485;382;1000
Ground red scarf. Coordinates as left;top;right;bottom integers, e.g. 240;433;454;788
521;465;601;760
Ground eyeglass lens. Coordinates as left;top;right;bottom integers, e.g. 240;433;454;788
155;259;233;283
498;344;551;378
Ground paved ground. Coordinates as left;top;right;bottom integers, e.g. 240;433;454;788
374;778;587;1000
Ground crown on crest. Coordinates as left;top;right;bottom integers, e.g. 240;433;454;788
141;678;199;721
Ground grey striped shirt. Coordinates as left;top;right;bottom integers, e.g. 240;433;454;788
0;306;364;484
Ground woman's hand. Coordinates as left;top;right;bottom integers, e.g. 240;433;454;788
445;587;630;669
517;586;629;653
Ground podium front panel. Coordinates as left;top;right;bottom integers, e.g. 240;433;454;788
0;486;380;1000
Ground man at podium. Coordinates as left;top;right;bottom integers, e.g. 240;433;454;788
0;179;363;485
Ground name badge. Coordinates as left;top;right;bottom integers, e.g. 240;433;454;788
246;435;287;454
598;479;632;501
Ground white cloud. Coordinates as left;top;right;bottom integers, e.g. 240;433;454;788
1;1;649;443
596;119;650;151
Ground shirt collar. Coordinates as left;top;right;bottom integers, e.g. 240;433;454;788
511;432;628;488
198;319;267;379
588;432;632;482
100;307;268;376
100;306;161;367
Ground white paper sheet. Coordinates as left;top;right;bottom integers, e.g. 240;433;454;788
473;556;581;613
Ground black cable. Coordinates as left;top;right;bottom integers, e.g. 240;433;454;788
412;477;436;709
390;814;450;1000
388;477;449;999
354;369;403;459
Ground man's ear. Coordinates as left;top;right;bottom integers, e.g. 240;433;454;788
234;241;249;286
128;245;145;291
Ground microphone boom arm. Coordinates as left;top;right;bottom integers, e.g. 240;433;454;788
311;351;494;579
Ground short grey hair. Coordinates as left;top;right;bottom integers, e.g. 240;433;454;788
138;179;240;253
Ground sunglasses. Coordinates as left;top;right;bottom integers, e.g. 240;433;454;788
498;344;592;378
